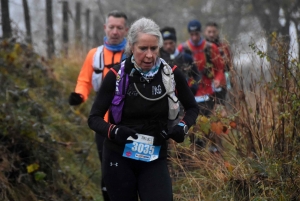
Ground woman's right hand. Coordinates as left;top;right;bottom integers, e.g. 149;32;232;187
109;125;138;145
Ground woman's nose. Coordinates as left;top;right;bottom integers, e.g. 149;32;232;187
145;49;153;58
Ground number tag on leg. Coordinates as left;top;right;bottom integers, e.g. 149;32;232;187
195;95;209;103
123;134;161;162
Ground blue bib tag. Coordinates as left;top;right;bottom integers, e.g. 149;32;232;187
195;95;209;103
123;134;161;162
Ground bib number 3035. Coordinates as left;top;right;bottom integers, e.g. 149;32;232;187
123;134;161;162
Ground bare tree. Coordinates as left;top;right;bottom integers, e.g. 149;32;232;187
294;20;300;60
85;8;90;51
95;0;105;24
75;1;82;47
1;0;12;39
199;0;254;42
197;0;300;57
22;0;32;44
46;0;55;58
245;0;300;61
93;15;102;47
62;0;69;56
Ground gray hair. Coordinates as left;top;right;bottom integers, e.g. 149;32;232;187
125;17;163;55
105;10;128;26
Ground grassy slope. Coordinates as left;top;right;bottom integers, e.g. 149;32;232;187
0;42;103;201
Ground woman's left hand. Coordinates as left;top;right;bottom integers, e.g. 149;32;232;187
168;125;185;143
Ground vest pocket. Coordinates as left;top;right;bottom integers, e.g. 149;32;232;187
92;71;103;91
110;94;126;124
168;94;179;120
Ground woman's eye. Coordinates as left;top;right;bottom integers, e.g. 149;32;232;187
150;47;158;51
139;47;147;51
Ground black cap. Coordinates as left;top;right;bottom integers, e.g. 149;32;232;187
160;27;177;42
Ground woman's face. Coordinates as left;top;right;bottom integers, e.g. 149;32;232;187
131;33;159;71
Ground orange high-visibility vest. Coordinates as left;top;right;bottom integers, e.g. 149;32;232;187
75;45;124;122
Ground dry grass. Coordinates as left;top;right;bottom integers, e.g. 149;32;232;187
170;36;300;200
2;35;299;200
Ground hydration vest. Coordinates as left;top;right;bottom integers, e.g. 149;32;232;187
92;45;124;91
182;41;214;79
110;59;179;124
92;45;105;91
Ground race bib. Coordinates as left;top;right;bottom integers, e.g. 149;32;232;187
195;95;209;103
123;134;161;162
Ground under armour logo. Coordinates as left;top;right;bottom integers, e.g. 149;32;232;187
110;162;118;167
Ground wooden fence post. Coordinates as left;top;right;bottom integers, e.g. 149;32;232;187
46;0;55;59
1;0;12;39
62;0;69;56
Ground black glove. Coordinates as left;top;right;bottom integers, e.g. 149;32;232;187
69;92;83;105
153;130;169;146
110;125;138;145
159;130;169;140
168;125;186;143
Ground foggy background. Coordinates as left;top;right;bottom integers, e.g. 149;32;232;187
2;0;299;65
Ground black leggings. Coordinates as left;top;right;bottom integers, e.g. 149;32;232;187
197;98;215;116
214;87;227;105
102;146;173;201
95;133;110;201
194;98;215;147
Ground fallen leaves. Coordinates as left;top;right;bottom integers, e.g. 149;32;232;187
224;161;234;173
34;171;47;181
210;120;237;135
230;121;237;129
211;121;224;135
199;115;209;123
27;163;39;173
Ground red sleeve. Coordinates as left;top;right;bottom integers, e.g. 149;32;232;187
177;43;184;53
75;48;97;102
211;43;224;81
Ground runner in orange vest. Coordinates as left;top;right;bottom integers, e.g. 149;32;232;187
68;10;128;201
